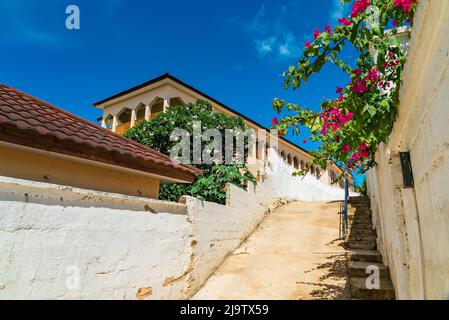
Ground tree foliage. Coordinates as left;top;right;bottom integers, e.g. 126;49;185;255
272;0;418;177
124;100;256;204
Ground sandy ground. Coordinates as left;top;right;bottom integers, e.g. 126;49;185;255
192;201;350;300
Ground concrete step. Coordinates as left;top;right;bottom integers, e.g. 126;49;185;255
346;240;377;250
348;209;371;214
349;223;373;230
350;277;395;300
348;203;371;209
349;261;390;278
347;249;383;263
348;211;372;217
348;216;372;224
347;235;377;242
347;229;376;237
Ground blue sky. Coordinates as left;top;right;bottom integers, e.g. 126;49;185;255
0;0;363;185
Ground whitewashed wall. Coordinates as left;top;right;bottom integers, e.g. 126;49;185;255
0;175;279;300
0;177;191;300
366;0;449;300
267;148;354;201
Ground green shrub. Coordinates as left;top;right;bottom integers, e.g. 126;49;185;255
124;100;256;204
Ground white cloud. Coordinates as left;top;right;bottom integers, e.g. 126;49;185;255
246;4;301;60
330;0;350;23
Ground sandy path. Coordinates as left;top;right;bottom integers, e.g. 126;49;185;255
192;201;350;300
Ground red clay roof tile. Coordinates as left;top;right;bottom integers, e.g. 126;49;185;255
0;84;201;183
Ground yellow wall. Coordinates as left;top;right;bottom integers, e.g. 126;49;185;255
0;144;160;199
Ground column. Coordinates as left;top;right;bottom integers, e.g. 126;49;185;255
130;109;137;127
163;97;169;111
112;115;118;133
144;104;151;121
101;116;106;128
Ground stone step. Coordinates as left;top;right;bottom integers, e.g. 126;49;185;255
348;202;370;207
348;209;371;214
350;277;395;300
347;249;383;263
347;229;376;237
348;209;372;215
348;216;372;224
347;241;377;250
347;235;377;242
348;203;371;207
349;261;390;278
349;223;373;230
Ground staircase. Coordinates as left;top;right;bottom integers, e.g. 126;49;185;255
345;196;395;300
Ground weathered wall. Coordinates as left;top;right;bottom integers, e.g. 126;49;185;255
0;175;278;299
0;177;191;300
366;0;449;300
182;180;274;296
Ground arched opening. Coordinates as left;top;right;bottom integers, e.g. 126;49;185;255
136;103;146;121
281;151;286;161
293;157;299;169
310;165;315;176
115;108;132;135
169;97;185;107
315;168;321;179
300;160;305;170
103;114;113;129
150;97;164;120
287;154;292;165
117;108;132;124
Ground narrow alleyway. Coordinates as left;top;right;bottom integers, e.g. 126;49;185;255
192;201;350;300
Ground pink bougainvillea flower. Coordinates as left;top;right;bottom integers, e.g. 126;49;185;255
352;79;367;94
338;18;352;26
359;143;367;152
352;69;362;75
393;20;399;27
338;95;344;102
324;24;332;34
278;131;286;137
350;0;370;18
345;111;354;121
388;50;396;58
366;68;380;82
314;28;320;40
336;87;343;94
271;117;278;125
394;0;414;14
303;139;307;144
342;145;351;153
305;41;311;48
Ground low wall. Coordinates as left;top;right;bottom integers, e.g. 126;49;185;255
267;149;354;201
0;177;191;300
0;147;351;299
0;175;277;299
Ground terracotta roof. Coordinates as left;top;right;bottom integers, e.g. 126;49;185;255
0;84;202;183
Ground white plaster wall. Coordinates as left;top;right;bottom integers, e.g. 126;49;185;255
366;0;449;300
0;175;278;300
0;177;191;300
0;150;351;300
180;180;274;296
267;148;355;201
